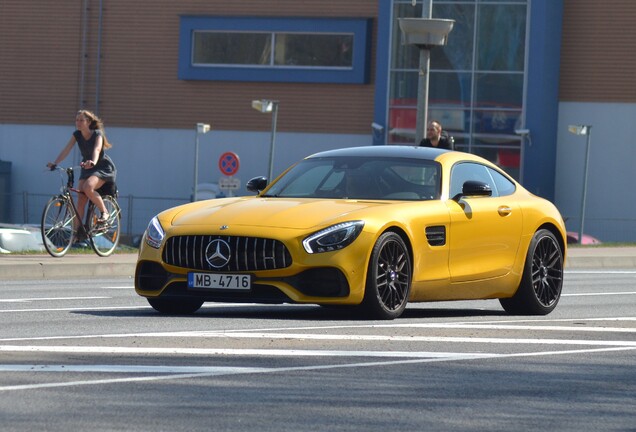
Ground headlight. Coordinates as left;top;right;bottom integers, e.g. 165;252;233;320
145;216;165;249
302;221;364;254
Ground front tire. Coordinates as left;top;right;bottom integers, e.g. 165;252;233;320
500;229;564;315
361;232;412;320
41;196;75;257
147;298;204;314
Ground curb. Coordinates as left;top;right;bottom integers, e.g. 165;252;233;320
0;254;137;281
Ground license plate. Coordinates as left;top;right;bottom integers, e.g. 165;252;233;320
187;272;251;290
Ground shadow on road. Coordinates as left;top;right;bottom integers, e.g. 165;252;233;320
73;304;509;321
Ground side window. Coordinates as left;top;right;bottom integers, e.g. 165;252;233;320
487;167;516;196
450;162;495;198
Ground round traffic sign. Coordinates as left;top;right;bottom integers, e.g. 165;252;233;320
218;152;240;176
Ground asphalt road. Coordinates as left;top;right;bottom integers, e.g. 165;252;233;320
0;269;635;431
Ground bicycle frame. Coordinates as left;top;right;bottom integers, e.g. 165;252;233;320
57;167;92;239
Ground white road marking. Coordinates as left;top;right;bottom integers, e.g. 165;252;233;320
133;332;636;346
1;346;634;392
0;364;271;374
565;270;636;274
0;306;149;313
0;296;110;303
0;303;276;313
562;291;636;296
0;345;496;359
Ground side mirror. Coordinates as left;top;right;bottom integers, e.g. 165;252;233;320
246;176;268;194
452;180;492;201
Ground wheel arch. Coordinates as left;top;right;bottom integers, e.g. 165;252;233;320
537;222;567;261
380;226;414;269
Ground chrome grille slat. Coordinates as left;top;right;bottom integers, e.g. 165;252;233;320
163;235;292;271
239;237;246;271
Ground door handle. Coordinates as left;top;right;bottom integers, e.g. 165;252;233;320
498;206;512;216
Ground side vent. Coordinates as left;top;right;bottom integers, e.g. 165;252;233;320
425;226;446;246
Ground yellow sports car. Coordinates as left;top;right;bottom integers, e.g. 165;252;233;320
135;146;566;319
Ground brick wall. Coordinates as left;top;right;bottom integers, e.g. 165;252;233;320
560;0;636;102
0;0;378;133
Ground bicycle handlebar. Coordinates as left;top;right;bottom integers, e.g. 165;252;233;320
46;164;79;189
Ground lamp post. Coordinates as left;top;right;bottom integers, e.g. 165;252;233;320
193;122;210;202
568;124;592;244
251;99;279;181
399;2;454;144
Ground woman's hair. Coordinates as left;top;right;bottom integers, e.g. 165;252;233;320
77;109;112;149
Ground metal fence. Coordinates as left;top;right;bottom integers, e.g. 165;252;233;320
3;192;636;244
1;192;189;242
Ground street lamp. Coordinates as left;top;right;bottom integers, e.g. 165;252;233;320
193;122;210;202
568;124;592;244
399;4;454;144
252;99;279;181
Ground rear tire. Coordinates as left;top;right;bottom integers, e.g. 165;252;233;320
360;232;412;320
500;229;564;315
87;196;121;257
41;196;75;257
147;298;204;314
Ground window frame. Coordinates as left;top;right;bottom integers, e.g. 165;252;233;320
178;16;372;84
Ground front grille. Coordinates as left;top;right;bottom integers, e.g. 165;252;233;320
163;235;292;272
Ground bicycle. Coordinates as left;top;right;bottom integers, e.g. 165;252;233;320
41;165;122;257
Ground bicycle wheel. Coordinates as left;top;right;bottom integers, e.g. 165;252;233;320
41;196;76;257
87;196;121;257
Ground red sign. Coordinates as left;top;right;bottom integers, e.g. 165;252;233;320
218;152;240;176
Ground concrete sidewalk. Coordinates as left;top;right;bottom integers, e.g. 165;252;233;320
1;246;636;281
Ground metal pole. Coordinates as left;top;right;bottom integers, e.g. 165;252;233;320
193;130;199;202
415;48;431;144
578;126;592;244
268;103;279;181
414;0;433;144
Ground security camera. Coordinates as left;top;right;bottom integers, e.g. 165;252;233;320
371;122;384;132
514;128;529;135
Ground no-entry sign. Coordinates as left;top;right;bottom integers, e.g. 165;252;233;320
218;152;240;176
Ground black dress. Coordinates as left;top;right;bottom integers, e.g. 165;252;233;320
73;129;117;181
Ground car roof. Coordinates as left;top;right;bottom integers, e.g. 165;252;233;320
303;145;510;181
306;145;449;161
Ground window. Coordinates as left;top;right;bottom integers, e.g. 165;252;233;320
265;157;440;200
179;16;371;83
450;162;493;198
192;32;353;68
488;167;516;197
450;162;516;199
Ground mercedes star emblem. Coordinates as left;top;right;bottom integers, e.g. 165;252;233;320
205;239;231;269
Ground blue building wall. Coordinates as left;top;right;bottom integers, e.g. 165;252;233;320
523;0;564;200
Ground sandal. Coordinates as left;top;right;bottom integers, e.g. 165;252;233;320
96;212;110;224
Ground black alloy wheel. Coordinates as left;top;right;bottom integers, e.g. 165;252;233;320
362;231;412;320
500;228;564;315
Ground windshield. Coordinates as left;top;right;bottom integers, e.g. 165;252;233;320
264;156;441;200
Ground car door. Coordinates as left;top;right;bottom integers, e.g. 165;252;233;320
446;162;523;282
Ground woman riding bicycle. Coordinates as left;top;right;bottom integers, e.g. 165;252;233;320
47;110;117;226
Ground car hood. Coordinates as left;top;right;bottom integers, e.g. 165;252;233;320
170;197;388;230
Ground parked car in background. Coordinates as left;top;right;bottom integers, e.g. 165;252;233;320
566;232;602;245
0;225;45;253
